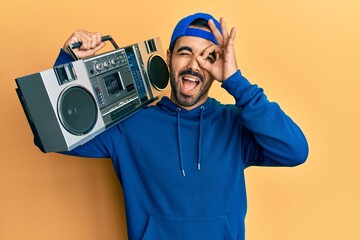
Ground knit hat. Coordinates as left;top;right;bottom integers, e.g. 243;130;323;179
169;12;222;50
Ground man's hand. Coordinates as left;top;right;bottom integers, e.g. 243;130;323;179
196;18;238;82
63;29;106;59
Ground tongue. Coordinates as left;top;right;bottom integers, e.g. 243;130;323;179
183;80;198;92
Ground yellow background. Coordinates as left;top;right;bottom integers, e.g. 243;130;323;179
1;0;359;239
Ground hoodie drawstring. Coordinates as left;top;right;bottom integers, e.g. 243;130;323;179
197;106;205;171
176;108;186;176
176;106;205;176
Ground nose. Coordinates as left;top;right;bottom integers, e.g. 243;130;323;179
187;56;201;72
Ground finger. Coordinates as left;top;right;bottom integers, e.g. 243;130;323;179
201;44;222;61
78;32;92;50
93;41;106;53
230;27;236;39
78;31;98;50
208;19;224;46
220;18;229;45
65;30;82;48
226;28;236;52
90;32;102;49
64;30;86;52
196;55;213;72
227;27;237;49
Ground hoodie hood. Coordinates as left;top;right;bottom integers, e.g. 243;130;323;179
156;96;221;176
156;96;220;115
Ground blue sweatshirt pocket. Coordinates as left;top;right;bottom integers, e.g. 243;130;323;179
141;215;234;240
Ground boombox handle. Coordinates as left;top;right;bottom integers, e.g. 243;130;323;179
67;35;119;60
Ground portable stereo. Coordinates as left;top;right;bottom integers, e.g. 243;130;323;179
16;36;169;152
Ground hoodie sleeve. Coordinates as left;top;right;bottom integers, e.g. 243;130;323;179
54;49;75;66
221;70;308;168
60;123;123;159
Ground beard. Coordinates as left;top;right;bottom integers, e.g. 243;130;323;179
169;60;214;108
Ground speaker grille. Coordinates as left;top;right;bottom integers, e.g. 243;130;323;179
58;86;98;135
147;55;169;90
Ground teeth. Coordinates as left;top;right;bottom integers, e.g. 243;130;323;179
183;76;199;82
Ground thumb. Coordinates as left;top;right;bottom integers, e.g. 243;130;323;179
93;41;106;53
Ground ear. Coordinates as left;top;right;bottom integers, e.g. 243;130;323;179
166;49;171;66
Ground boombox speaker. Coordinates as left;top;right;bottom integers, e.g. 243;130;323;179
16;36;169;153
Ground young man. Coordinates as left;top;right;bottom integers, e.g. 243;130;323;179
54;12;308;240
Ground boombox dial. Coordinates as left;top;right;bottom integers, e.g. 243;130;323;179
103;60;110;68
95;63;103;71
110;58;117;65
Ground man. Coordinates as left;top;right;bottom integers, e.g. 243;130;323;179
54;12;308;240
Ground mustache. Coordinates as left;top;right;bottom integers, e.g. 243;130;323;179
179;69;204;82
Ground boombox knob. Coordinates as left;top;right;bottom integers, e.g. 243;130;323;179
147;55;169;91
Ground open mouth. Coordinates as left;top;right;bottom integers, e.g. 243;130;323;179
181;75;202;93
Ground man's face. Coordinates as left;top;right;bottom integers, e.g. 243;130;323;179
167;34;216;110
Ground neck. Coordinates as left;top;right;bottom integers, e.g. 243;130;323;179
170;93;208;111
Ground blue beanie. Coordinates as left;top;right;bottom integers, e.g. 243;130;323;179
169;12;222;50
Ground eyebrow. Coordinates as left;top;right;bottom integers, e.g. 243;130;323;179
177;46;193;53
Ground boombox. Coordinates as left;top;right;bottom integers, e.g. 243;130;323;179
16;36;169;153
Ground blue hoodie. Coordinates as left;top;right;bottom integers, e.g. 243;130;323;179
55;50;308;240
